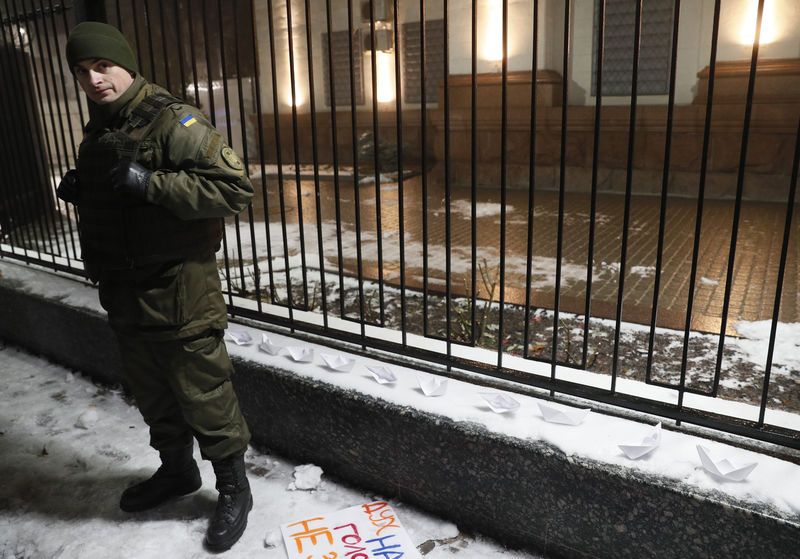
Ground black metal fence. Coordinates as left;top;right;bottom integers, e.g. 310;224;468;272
1;0;798;450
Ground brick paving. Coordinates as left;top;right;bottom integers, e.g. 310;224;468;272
255;174;798;335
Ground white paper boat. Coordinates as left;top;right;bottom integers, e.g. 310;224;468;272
480;393;520;414
696;445;758;482
320;352;355;372
418;376;448;397
367;365;397;384
225;330;253;346
618;423;662;459
287;346;314;363
258;334;282;356
538;402;591;425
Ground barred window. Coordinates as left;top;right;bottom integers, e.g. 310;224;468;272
401;19;445;105
592;0;675;96
321;29;365;107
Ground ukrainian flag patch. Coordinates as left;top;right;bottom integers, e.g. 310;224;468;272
180;114;197;127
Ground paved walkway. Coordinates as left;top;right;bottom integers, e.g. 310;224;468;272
251;173;799;335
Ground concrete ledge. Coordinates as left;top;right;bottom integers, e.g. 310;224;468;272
1;260;798;559
0;265;122;386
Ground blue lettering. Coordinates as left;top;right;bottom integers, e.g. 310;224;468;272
365;534;403;559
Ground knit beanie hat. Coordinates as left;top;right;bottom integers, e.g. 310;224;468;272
66;21;138;74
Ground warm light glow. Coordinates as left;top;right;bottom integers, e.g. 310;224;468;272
283;49;306;107
375;51;396;103
482;0;504;62
284;83;306;108
739;0;778;45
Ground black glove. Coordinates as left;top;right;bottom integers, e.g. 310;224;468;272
56;169;80;205
111;160;151;200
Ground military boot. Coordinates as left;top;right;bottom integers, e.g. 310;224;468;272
119;445;202;512
205;453;253;552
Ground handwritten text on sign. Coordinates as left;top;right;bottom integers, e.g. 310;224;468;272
281;501;422;559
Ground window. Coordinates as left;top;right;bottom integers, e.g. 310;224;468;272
592;0;675;96
322;29;365;108
401;19;445;105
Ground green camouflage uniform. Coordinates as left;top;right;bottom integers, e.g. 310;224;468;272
77;75;252;461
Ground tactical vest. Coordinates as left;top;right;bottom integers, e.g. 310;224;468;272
77;92;223;274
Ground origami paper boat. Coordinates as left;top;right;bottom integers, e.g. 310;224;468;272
418;376;448;397
696;445;758;482
287;346;314;363
258;334;282;356
537;402;591;426
366;365;398;384
480;393;521;414
618;422;662;459
225;330;253;346
320;352;355;372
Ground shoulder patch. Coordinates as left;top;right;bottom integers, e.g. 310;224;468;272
221;145;244;170
179;114;198;127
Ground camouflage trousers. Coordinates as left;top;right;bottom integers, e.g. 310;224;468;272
115;329;251;461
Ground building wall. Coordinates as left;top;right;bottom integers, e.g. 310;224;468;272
253;0;800;114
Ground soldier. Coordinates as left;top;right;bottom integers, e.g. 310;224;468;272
58;21;254;552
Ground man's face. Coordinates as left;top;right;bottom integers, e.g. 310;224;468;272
73;59;134;104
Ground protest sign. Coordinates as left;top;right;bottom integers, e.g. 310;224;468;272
281;501;422;559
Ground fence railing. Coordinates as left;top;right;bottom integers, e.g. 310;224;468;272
1;0;798;450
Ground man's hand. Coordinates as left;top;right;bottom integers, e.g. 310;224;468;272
111;160;151;200
56;169;80;205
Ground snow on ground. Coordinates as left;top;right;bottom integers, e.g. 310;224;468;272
0;345;542;559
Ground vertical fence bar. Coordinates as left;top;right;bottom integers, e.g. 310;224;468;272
443;0;452;362
469;0;477;346
171;0;187;97
496;0;508;369
232;1;263;313
284;0;310;310
645;0;681;377
154;0;172;93
3;0;41;259
392;0;407;347
61;4;86;128
0;5;31;257
323;0;345;319
142;0;156;83
610;0;643;395
582;0;604;367
265;0;295;324
367;0;386;326
185;1;201;112
303;0;328;326
24;3;59;261
711;0;764;394
550;0;570;391
758;119;800;427
419;0;429;338
523;0;539;360
213;0;239;311
347;0;367;343
5;0;48;261
32;0;69;262
197;0;236;308
248;0;275;309
63;0;88;262
130;0;144;76
48;0;81;264
674;0;721;410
